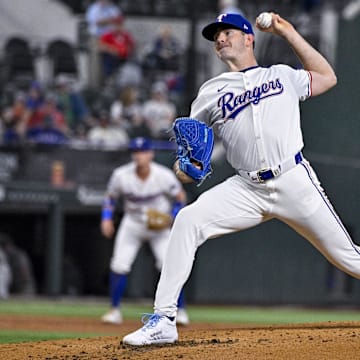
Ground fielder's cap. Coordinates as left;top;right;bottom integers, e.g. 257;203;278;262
129;137;152;152
202;13;254;41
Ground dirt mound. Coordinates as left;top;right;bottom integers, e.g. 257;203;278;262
1;315;360;359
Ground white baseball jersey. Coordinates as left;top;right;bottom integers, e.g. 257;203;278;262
106;161;183;274
190;65;311;171
107;161;182;222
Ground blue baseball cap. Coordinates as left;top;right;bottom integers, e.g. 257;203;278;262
129;137;152;152
202;13;254;41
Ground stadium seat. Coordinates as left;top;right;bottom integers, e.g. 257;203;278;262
47;39;78;78
3;37;35;87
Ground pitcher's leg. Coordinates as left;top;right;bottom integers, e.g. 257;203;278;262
153;205;201;317
287;199;360;278
276;162;360;279
149;229;171;272
154;177;265;317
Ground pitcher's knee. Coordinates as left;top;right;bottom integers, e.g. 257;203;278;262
173;205;200;230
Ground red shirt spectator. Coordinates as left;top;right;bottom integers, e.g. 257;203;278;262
100;27;134;59
98;16;135;76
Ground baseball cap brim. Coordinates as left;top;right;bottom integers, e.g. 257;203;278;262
202;13;254;41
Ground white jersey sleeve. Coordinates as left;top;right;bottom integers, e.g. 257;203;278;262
275;64;312;101
106;166;126;199
189;83;215;126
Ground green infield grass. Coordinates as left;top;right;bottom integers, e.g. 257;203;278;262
1;297;360;344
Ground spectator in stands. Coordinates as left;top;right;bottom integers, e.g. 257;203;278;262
0;82;46;143
26;122;68;145
41;93;70;134
25;80;45;112
86;0;122;38
115;60;143;90
25;93;69;145
0;233;36;295
218;0;244;15
1;91;28;144
142;81;176;140
110;86;151;139
21;80;46;132
54;74;90;137
85;0;123;88
111;87;140;126
98;15;136;78
87;109;129;148
143;25;182;72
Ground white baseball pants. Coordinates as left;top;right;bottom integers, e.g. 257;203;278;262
154;159;360;317
110;214;171;274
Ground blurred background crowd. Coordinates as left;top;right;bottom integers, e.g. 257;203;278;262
0;0;351;150
0;0;203;149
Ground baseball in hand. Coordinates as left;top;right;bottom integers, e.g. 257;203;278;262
256;12;272;29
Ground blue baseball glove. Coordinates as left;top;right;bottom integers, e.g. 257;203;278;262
173;117;214;185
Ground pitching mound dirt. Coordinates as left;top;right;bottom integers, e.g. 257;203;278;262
1;315;360;359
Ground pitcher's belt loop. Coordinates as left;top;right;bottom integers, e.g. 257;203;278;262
237;152;303;183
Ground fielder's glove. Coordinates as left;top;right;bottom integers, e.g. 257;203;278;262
172;117;214;185
146;208;173;231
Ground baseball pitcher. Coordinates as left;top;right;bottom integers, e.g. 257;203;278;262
123;12;358;345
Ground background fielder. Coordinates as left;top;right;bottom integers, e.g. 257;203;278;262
101;137;189;325
123;12;360;346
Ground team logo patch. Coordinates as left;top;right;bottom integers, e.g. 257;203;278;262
217;14;227;22
218;78;284;120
